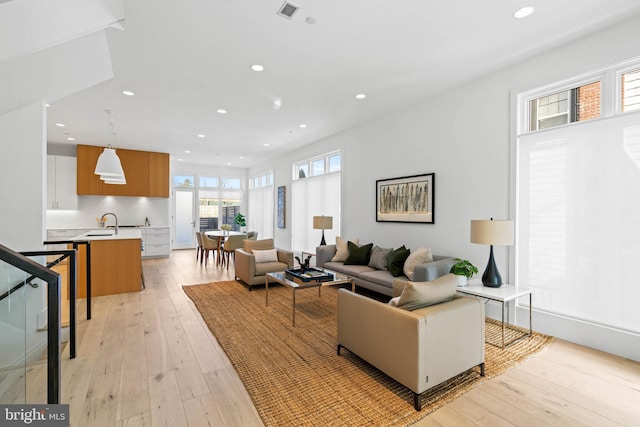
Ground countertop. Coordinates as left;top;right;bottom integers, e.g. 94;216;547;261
74;229;142;241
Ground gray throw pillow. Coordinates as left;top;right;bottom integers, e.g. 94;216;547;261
368;245;392;270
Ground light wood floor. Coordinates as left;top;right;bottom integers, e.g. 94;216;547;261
15;249;640;426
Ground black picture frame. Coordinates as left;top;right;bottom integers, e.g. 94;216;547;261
277;186;286;229
376;173;435;224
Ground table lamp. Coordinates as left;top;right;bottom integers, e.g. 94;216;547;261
470;218;514;288
313;216;333;246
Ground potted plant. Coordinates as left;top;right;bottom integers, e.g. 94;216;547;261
234;212;246;231
449;258;478;287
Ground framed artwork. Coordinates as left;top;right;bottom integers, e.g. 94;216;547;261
277;186;286;228
376;173;435;224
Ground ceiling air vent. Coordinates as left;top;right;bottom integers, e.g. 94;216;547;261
277;1;300;19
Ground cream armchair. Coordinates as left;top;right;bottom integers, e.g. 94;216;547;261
234;238;294;289
337;277;485;411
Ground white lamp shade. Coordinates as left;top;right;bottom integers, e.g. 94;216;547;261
313;216;333;230
470;219;514;246
95;147;126;178
101;174;127;185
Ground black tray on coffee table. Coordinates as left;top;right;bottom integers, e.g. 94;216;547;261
285;268;334;284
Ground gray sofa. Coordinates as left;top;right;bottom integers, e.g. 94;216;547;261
316;244;456;297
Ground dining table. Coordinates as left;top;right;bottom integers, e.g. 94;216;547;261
204;230;245;266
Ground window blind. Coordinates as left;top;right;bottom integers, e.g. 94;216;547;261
517;111;640;333
291;172;341;253
248;185;274;239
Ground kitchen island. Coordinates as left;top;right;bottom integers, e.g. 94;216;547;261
74;229;143;297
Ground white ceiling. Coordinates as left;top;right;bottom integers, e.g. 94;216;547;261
45;0;640;168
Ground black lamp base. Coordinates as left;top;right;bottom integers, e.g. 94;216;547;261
319;230;326;246
482;245;503;288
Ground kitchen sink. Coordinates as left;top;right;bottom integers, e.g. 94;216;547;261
86;232;114;236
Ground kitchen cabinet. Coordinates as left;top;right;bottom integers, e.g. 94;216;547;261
47;155;78;210
76;145;104;195
148;152;170;197
76;144;169;197
142;227;170;258
105;148;149;197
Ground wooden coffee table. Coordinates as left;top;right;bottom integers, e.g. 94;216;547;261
266;270;354;326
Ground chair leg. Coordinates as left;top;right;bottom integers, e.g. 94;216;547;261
413;392;422;411
226;252;230;270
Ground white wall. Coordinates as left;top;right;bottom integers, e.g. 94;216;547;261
251;12;640;360
0;102;47;250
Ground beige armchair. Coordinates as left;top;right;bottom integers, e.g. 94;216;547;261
337;276;485;411
234;238;294;289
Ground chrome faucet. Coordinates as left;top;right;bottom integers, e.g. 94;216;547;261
100;212;119;235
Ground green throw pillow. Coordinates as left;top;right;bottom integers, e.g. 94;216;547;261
344;242;373;265
388;246;411;277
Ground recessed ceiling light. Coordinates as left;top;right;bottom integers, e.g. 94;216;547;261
45;103;50;107
178;158;184;162
299;124;307;128
197;134;205;138
355;94;366;99
227;163;232;166
514;7;535;19
67;137;75;141
217;109;227;114
122;90;135;96
251;64;264;72
264;143;270;147
185;150;191;154
56;123;65;127
239;156;245;159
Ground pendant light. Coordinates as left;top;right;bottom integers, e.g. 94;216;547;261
94;110;126;184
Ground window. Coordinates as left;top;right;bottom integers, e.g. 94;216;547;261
291;151;341;252
528;82;600;131
249;171;274;239
517;59;640;336
173;174;243;232
293;151;341;180
622;68;640;112
174;175;195;187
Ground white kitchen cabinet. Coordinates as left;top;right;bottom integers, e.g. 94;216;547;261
142;227;170;258
47;155;78;210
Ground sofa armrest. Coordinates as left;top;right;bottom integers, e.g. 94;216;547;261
277;249;294;268
235;249;255;283
412;257;456;282
316;244;337;268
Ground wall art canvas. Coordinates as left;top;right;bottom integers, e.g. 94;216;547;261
376;173;435;223
277;185;286;228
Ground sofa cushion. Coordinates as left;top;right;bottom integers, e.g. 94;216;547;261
332;236;359;262
403;247;433;280
324;262;374;277
358;269;404;288
368;246;392;270
256;261;289;276
396;273;458;310
253;248;278;263
344;242;373;265
244;238;274;253
388;246;410;277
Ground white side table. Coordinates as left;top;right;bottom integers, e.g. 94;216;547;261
456;279;533;349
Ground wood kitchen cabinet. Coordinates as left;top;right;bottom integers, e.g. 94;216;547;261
76;144;169;197
148;151;170;197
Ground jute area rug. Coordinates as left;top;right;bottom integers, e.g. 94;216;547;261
183;280;553;427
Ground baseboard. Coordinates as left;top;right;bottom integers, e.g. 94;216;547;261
485;301;639;362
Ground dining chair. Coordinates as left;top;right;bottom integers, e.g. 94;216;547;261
201;233;221;266
221;234;247;269
246;231;258;240
195;232;204;263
